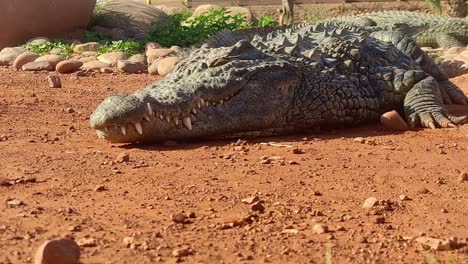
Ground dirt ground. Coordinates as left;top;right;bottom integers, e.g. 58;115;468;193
0;68;467;264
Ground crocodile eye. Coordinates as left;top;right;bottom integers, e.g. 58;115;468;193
208;57;230;67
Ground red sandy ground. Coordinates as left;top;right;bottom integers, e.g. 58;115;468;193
0;69;467;263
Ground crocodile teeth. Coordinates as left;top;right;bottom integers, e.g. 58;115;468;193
97;131;104;139
200;98;205;107
134;122;143;135
192;108;197;114
165;116;171;123
225;97;229;100
183;117;192;131
173;118;179;125
158;114;164;120
144;115;150;122
147;103;154;116
104;127;109;133
197;101;202;109
219;100;223;105
120;125;127;135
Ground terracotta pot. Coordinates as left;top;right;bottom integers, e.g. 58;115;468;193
0;0;96;49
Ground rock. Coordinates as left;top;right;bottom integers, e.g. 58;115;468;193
146;49;175;64
172;246;192;257
145;42;163;51
117;60;146;74
78;56;97;64
34;238;80;264
399;194;411;201
116;152;129;163
56;60;83;74
158;57;181;76
459;172;468;183
171;213;188;224
73;42;100;54
241;196;260;204
129;54;146;65
22;61;55;71
35;55;63;67
47;75;62;88
363;197;378;208
312;223;328;234
353;137;366;143
148;58;162;75
6;199;25;208
50;48;63;55
251;201;265;213
170;46;182;53
122;237;135;248
81;60;110;70
27;37;50;46
100;67;114;74
94;185;106;192
155;5;186;15
66;108;75;114
0;47;27;65
13;52;40;70
192;4;220;17
76;237;96;247
81;51;98;57
374;216;385;224
415;236;452;251
292;147;305;154
226;6;255;23
417;187;430;194
110;28;127;40
380;110;408;131
97;52;127;66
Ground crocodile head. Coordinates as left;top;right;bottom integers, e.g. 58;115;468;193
90;40;301;143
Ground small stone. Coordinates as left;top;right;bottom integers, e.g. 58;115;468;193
358;236;368;243
415;236;452;251
47;76;62;88
399;194;410;201
0;47;27;65
100;67;114;73
172;246;192;257
35;55;63;67
78;56;97;64
292;147;305;154
0;179;12;187
117;60;147;74
80;60;110;70
251;202;265;213
13;52;40;70
129;54;146;65
6;199;25;208
94;185;106;192
66;108;75;114
312;223;328;234
68;225;80;232
73;42;100;54
171;213;188;224
458;172;468;183
122;237;135;248
76;237;96;247
34;238;80;264
417;188;430;194
362;197;378;208
116;152;129;163
22;61;55;71
380;110;409;131
241;196;260;204
56;60;83;74
353;137;366;143
98;52;127;66
188;212;196;218
374;216;385;224
158;57;181;76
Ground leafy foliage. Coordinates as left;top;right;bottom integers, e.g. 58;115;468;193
82;30;109;42
145;7;249;47
257;16;278;27
98;40;144;56
23;40;73;58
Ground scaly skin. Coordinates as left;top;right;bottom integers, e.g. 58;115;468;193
333;11;468;48
90;22;468;143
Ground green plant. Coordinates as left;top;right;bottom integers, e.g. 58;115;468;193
23;40;73;58
98;40;144;56
309;14;325;22
425;0;442;15
257;16;278;27
82;31;109;42
146;7;249;47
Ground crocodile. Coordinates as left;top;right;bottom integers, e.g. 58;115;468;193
90;22;468;143
331;11;468;48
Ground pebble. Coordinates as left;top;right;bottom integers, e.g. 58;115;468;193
80;60;110;70
251;201;265;213
362;197;378;208
172;246;192;257
417;187;430;194
94;185;106;192
35;55;63;67
380;110;409;131
115;152;129;163
6;199;25;208
353;137;366;144
129;54;146;65
22;61;55;71
34;238;80;264
47;75;62;88
374;216;385;224
399;194;410;201
98;52;127;66
76;237;97;247
157;57;181;76
122;237;135;248
415;236;452;251
292;147;305;154
13;52;40;70
171;213;188;224
357;236;368;243
100;67;114;73
312;223;328;234
459;172;468;183
73;42;100;54
66;108;75;114
241;196;260;204
0;47;27;65
117;60;147;74
56;60;83;74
